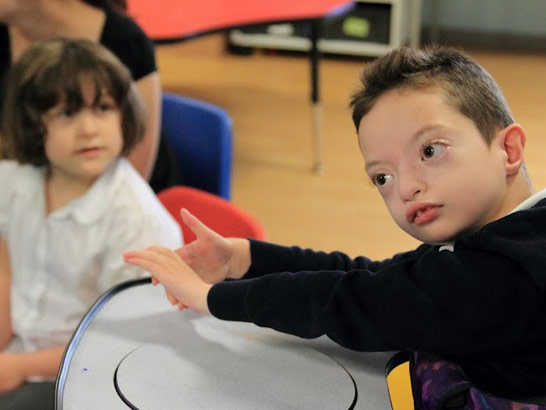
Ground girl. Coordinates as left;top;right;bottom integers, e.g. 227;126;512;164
0;38;181;409
0;0;180;191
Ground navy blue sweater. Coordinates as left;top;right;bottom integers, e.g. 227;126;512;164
209;199;546;399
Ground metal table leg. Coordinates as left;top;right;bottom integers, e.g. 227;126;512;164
309;20;323;174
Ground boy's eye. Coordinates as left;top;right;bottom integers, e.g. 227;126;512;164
422;143;447;160
373;173;393;187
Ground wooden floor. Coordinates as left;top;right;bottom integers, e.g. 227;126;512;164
157;35;546;259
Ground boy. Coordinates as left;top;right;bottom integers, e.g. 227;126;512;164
124;46;546;402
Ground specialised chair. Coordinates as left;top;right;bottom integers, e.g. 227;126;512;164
161;93;232;200
157;185;266;243
385;352;414;410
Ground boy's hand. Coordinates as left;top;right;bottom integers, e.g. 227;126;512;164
124;246;212;313
175;209;251;282
0;353;26;393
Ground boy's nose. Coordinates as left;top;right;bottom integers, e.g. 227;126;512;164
400;187;421;202
398;174;424;202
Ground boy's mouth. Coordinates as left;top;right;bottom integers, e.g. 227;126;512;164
406;203;443;225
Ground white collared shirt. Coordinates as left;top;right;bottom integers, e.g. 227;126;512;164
0;158;182;355
509;188;546;213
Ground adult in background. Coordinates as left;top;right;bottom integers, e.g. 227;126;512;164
0;0;179;192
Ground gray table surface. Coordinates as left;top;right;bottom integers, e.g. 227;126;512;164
57;280;395;409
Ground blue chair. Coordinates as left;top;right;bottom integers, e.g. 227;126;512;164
161;93;232;200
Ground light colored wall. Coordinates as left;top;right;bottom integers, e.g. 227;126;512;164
421;0;546;36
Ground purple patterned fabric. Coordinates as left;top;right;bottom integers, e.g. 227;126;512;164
411;352;546;410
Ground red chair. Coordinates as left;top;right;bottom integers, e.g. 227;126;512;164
157;186;266;243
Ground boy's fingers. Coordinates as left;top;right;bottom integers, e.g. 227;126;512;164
176;245;189;260
174;247;195;269
180;208;216;238
124;256;158;273
124;254;173;280
166;291;178;306
147;246;180;260
146;246;192;267
126;248;176;265
124;249;160;260
123;250;140;259
127;249;173;267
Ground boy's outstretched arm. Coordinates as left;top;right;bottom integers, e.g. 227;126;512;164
124;246;212;313
174;208;251;282
0;238;13;351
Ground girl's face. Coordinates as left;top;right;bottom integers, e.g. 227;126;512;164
0;0;18;21
42;79;124;187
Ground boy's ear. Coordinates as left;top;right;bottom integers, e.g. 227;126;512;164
496;123;526;177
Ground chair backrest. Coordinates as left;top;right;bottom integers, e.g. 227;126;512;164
161;93;232;200
385;352;414;410
157;186;266;243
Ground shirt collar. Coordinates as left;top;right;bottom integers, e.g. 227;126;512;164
509;188;546;213
13;159;127;225
12;163;46;196
54;158;126;225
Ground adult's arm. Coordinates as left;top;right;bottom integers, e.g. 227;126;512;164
0;237;12;351
99;8;161;180
127;72;161;180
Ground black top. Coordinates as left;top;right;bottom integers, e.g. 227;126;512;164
209;197;546;399
0;24;8;73
0;24;10;112
99;7;156;81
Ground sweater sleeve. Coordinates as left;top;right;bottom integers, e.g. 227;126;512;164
244;239;417;279
209;244;539;356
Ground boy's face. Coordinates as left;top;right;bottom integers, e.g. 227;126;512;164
43;79;123;187
358;88;510;244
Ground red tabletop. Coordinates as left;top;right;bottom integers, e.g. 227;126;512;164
127;0;354;41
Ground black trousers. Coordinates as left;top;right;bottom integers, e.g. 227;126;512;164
0;382;55;410
149;135;183;193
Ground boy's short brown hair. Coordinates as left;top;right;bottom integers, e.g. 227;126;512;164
1;37;144;166
350;46;514;144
